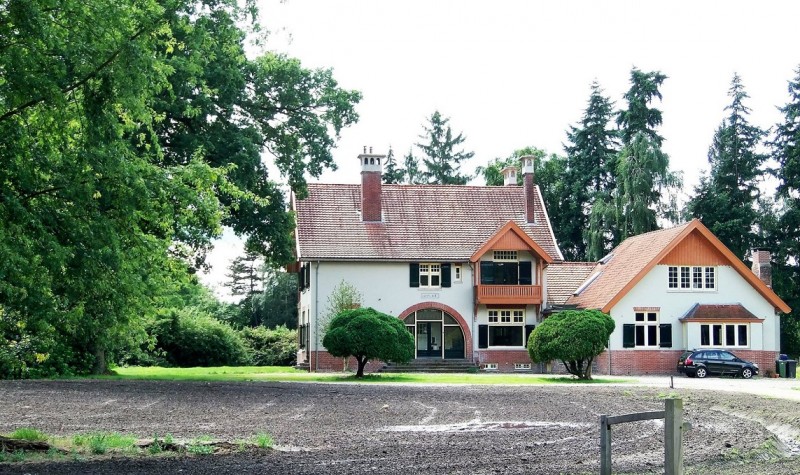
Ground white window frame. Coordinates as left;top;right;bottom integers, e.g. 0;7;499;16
514;363;532;370
634;311;660;347
668;266;716;291
483;363;498;371
453;264;462;283
419;263;441;288
699;323;749;348
487;309;526;347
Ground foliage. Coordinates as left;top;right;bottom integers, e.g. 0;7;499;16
528;309;615;380
9;428;48;442
415;111;475;184
322;307;414;377
225;250;264;297
321;280;363;342
247;270;298;328
240;325;297;366
616;68;668;146
0;0;359;377
149;308;249;367
563;81;620;261
686;74;768;259
382;147;406;184
402;149;424;184
769;66;800;358
254;432;273;449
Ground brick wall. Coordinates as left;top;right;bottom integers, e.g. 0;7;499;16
593;349;779;376
309;351;385;374
476;349;532;372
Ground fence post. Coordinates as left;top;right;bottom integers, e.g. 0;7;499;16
664;398;684;475
599;415;611;475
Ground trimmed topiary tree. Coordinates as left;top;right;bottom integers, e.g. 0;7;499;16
527;309;615;380
322;307;414;377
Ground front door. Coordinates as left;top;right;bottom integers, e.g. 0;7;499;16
416;322;442;358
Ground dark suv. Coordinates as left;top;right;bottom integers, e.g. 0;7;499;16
677;349;759;379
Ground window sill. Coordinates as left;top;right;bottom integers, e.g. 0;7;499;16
666;289;718;293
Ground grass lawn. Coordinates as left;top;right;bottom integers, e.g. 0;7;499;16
107;366;628;385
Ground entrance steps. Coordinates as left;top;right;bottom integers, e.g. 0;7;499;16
380;359;478;373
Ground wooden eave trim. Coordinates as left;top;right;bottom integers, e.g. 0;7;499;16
601;219;792;314
469;221;554;264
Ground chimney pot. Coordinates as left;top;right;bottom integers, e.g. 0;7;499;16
358;149;387;222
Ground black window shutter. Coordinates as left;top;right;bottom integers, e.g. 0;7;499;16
480;261;494;284
409;263;420;287
304;263;311;290
299;264;306;290
441;263;451;288
623;324;635;348
478;325;489;349
519;261;532;285
525;325;535;348
660;324;673;348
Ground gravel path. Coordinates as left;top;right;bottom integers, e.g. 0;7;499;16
1;378;799;474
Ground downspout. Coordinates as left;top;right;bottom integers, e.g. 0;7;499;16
469;262;476;364
314;261;320;372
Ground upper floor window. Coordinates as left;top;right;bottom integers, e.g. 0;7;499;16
668;266;716;290
453;264;462;282
419;263;441;288
493;250;518;261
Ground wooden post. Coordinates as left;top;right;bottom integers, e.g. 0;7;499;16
599;415;611;475
664;398;684;475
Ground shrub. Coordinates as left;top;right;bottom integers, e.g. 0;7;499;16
528;309;615;380
239;325;297;366
150;308;249;367
323;307;414;377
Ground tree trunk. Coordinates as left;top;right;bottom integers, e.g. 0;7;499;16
356;356;368;377
92;345;108;375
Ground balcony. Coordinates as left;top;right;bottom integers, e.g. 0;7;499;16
475;285;542;305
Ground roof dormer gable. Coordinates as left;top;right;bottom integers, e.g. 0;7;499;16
470;220;554;264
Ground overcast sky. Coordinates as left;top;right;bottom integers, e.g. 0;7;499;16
201;0;800;296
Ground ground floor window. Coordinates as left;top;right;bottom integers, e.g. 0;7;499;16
402;309;465;359
700;323;748;347
635;311;659;347
482;309;531;348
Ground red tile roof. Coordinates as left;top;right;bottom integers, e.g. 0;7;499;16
545;262;597;306
293;183;563;261
680;304;763;322
566;222;691;311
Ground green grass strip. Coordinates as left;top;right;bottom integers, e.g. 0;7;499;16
106;366;628;385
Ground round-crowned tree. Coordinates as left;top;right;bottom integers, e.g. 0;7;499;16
322;307;414;377
527;309;615;380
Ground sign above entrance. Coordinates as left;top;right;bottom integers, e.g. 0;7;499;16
420;293;440;299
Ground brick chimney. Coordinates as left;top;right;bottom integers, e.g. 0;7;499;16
501;166;518;186
521;155;535;223
751;249;772;288
358;147;385;222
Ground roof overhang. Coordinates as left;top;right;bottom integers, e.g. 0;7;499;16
470;220;554;264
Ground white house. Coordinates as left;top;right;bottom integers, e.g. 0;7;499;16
292;149;790;374
565;220;790;374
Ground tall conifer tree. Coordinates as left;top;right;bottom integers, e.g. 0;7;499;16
382;146;406;184
686;74;767;260
415;111;474;184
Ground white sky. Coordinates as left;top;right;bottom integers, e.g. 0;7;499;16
201;0;800;297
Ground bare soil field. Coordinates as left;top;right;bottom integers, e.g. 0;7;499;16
1;379;799;474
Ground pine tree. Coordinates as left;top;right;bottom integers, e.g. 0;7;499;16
415;111;475;184
382;146;406;184
403;149;424;184
770;66;800;356
225;250;263;297
564;81;619;260
616;68;668;146
686;74;767;260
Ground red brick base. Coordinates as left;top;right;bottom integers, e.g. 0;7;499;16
475;349;533;372
308;351;385;374
594;349;780;376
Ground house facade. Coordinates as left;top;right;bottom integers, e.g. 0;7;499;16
565;220;790;375
293;149;790;374
293;151;562;372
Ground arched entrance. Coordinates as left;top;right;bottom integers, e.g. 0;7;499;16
399;304;469;360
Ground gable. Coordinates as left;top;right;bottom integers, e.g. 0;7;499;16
470;221;554;264
659;229;728;266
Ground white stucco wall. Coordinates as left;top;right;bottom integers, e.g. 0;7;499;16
302;261;476;353
608;265;780;351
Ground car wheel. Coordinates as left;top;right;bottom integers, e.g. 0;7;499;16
695;367;708;378
741;367;753;379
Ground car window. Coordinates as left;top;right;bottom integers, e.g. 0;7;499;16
718;352;735;361
704;351;719;360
